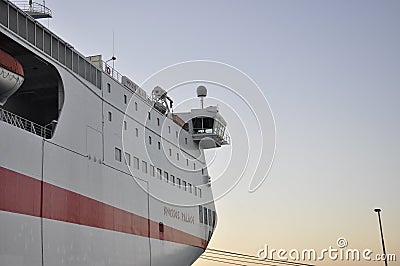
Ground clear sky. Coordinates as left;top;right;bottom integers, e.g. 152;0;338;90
45;1;399;265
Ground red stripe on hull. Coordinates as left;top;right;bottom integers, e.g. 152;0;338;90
0;166;207;249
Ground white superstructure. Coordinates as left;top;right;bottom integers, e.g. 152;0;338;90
0;1;229;265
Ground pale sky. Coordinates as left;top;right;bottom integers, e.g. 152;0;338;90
45;1;399;265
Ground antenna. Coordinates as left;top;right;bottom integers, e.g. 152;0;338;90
105;31;117;70
196;85;207;109
112;30;116;69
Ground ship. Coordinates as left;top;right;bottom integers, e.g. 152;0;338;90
0;1;230;265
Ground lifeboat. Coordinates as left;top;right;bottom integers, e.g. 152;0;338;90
0;49;24;105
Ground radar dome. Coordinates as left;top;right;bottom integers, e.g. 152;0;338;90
196;85;207;97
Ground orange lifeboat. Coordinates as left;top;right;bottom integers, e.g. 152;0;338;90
0;49;24;105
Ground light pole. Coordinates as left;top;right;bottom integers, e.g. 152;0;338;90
374;208;388;266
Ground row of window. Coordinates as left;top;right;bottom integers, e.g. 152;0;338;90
107;110;193;167
115;147;202;198
148;135;198;171
199;206;216;228
106;82;181;137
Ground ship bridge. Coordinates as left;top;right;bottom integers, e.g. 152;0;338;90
190;106;229;148
172;86;230;149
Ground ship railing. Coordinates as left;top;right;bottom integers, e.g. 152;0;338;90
12;1;52;18
100;61;155;104
192;127;231;145
101;61;123;84
0;108;53;139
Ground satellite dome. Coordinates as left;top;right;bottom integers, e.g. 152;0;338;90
196;85;207;97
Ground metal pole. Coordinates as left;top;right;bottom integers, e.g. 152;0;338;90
374;208;388;266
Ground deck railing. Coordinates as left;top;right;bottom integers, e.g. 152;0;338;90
0;108;53;139
12;1;52;18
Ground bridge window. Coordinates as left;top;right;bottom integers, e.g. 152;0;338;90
150;165;155;177
177;178;181;188
182;180;187;191
193;117;214;134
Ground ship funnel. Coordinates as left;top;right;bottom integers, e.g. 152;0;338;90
196;85;207;109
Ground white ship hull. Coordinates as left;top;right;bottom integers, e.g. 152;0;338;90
0;1;225;265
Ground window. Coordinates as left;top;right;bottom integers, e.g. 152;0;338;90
158;142;161;150
193;163;196;170
124;120;127;130
203;207;208;225
107;83;111;93
177;177;181;188
135;128;139;137
168;126;171;133
157;168;162;179
124;94;127;104
149;136;152;145
142;161;147;173
176;153;179;161
115;147;122;162
182;180;187;191
135;102;138;111
185;138;188;144
186;159;189;166
133;157;139;170
188;183;192;193
125;152;131;166
199;206;203;224
194;187;198;196
212;211;216;227
164;171;169;182
171;175;175;186
148;112;151;120
169;148;172;156
198;188;202;198
202;168;204;175
108;111;112;121
176;131;178;138
208;209;212;226
150;165;155;177
157;117;160;126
